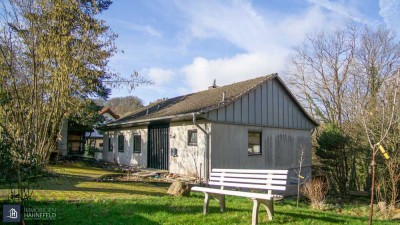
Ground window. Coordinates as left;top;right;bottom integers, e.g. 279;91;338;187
108;134;114;152
248;132;261;155
188;129;197;146
118;134;125;152
133;134;141;153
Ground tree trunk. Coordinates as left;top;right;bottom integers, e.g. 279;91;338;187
369;149;376;225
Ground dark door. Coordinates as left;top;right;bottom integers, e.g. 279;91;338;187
147;124;169;170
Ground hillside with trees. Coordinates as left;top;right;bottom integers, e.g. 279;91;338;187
95;96;144;117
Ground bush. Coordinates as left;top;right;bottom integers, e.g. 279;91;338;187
302;178;329;209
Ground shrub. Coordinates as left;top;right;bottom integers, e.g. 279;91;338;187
302;178;329;209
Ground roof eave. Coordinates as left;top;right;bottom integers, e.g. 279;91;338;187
97;112;207;130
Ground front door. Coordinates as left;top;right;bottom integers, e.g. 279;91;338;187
147;124;169;170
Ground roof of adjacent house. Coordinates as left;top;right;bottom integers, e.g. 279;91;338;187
104;73;318;128
99;107;120;119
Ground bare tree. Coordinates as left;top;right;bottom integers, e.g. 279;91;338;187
287;24;358;125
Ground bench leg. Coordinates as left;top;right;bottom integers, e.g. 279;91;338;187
252;199;261;225
202;193;226;215
214;194;225;212
203;193;210;215
252;198;274;224
262;200;274;220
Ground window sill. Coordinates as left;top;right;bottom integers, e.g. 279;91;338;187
133;151;141;154
118;151;124;153
248;153;262;156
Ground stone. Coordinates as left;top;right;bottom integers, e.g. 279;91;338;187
167;181;191;197
377;201;387;212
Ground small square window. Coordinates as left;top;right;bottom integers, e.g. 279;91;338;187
188;130;197;146
133;134;141;153
248;132;261;155
118;134;125;152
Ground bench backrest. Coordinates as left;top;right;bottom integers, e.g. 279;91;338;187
209;169;288;194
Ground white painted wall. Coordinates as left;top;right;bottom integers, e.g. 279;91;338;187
168;121;209;178
102;127;148;167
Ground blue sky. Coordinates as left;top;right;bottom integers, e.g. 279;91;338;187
99;0;400;104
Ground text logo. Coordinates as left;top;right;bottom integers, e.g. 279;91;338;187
3;205;21;223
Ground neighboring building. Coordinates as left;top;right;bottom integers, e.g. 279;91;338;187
57;119;93;157
86;107;120;160
57;107;119;158
99;74;318;192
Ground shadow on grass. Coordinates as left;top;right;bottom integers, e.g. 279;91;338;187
22;199;249;225
278;209;370;224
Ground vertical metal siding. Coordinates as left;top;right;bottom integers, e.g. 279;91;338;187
234;100;242;123
226;103;234;122
218;107;226;122
267;81;273;126
261;83;268;125
249;90;255;124
204;79;315;130
242;94;249;124
255;86;262;124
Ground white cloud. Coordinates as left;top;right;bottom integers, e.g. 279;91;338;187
181;53;283;92
379;0;400;35
307;0;368;24
142;68;175;85
110;19;161;37
175;0;343;92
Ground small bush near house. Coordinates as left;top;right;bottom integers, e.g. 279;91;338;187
302;178;329;209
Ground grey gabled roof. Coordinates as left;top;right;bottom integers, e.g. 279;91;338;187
103;73;318;128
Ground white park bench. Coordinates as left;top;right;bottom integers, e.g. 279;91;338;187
191;168;288;225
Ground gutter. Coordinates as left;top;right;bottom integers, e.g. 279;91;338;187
98;113;199;130
192;113;210;185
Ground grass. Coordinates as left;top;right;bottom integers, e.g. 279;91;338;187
0;162;398;224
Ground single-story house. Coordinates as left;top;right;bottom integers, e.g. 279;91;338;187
99;74;318;191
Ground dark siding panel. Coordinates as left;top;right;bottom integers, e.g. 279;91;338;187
226;103;234;122
208;110;218;121
278;83;284;127
297;107;302;129
242;94;249;124
249;90;255;124
288;99;293;128
273;81;279;127
218;107;226;122
267;81;273;126
283;94;289;127
255;86;262;124
234;99;242;123
262;83;268;125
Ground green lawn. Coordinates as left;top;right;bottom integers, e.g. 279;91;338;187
0;162;398;224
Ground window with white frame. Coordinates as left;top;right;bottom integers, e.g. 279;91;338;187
248;131;261;155
188;129;197;146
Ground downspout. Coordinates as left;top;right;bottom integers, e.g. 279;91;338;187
192;113;210;185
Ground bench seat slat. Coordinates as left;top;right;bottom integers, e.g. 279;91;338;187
191;186;279;200
212;169;288;174
210;173;287;179
209;181;286;191
209;177;287;185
